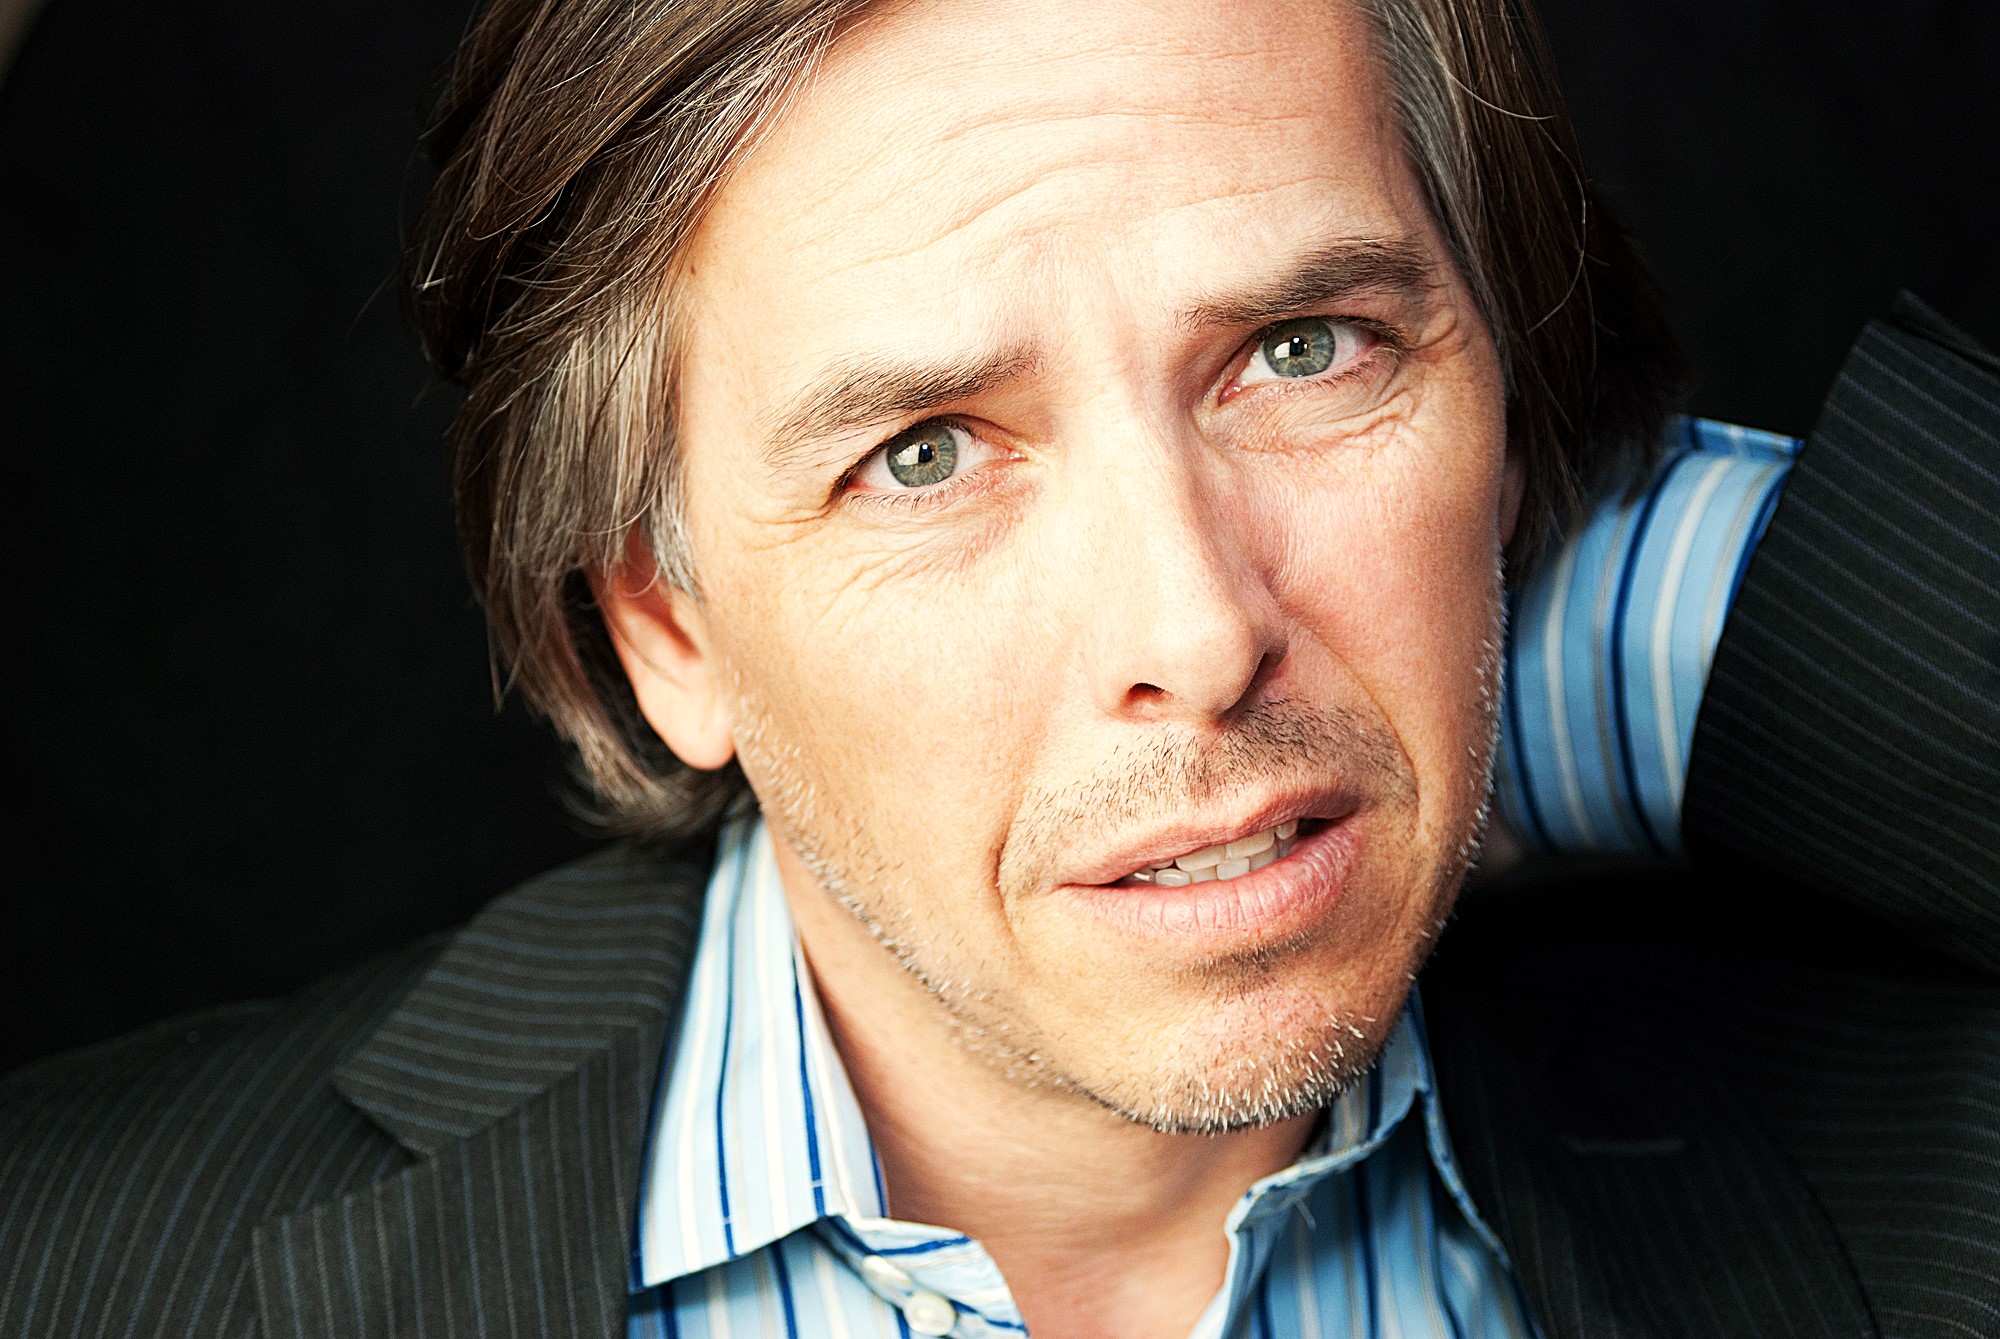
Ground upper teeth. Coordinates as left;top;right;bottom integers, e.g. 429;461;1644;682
1123;820;1299;887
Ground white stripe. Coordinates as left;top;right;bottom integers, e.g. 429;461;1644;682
1587;502;1648;848
756;1251;788;1337
810;1242;858;1339
1379;1181;1408;1339
752;831;797;1240
1293;1209;1323;1338
1537;531;1600;846
1409;1159;1451;1339
797;942;870;1216
704;1261;735;1339
661;836;731;1280
1649;457;1734;805
1700;463;1785;651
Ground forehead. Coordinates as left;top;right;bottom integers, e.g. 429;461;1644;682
680;0;1412;403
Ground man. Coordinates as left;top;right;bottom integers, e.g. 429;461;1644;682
3;2;1996;1338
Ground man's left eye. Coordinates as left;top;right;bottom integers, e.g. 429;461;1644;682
1237;317;1373;386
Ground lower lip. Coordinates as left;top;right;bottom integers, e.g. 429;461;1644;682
1059;817;1363;945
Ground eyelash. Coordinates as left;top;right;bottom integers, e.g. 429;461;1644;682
839;315;1406;511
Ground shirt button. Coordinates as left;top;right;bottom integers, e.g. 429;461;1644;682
902;1290;957;1336
859;1254;913;1291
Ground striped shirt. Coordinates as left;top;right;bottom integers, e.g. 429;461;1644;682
629;820;1537;1339
1495;415;1800;855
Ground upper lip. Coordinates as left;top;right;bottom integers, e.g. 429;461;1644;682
1060;788;1362;887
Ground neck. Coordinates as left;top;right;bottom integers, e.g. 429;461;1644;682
777;841;1316;1339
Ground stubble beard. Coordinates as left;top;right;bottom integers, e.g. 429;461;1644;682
724;570;1506;1136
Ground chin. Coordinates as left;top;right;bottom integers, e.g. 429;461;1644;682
1062;973;1411;1136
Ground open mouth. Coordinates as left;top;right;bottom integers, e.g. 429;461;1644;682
1115;818;1323;887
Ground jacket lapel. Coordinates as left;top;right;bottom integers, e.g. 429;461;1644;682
1427;949;1878;1339
249;838;712;1339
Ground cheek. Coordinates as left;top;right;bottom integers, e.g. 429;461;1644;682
709;538;1050;865
1269;420;1506;824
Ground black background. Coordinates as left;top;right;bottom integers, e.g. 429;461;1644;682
2;0;1995;1075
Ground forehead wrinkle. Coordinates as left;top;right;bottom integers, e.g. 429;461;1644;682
817;155;1347;297
729;32;1382;301
879;93;1342;199
784;62;1351;244
938;66;1325;149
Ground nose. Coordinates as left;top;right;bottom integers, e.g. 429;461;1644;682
1072;438;1289;725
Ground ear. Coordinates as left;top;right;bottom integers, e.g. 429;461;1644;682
591;539;737;771
1497;437;1528;549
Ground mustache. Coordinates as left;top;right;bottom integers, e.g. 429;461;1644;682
1003;697;1412;882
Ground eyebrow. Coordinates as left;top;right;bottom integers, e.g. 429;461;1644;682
1178;235;1437;330
761;347;1038;476
758;235;1436;476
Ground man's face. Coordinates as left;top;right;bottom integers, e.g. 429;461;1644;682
656;0;1514;1132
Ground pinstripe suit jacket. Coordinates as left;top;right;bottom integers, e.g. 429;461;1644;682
4;295;1997;1339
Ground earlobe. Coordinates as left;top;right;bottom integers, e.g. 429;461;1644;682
592;548;738;772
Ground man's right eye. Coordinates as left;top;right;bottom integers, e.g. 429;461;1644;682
852;421;996;495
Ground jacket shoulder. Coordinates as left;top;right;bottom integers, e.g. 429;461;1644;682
0;936;438;1338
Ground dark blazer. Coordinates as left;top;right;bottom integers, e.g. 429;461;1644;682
3;296;1996;1338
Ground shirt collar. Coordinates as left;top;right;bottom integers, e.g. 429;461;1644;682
633;817;883;1287
632;814;1502;1290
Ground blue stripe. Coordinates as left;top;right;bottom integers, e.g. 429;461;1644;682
821;1216;973;1259
768;1238;802;1339
711;827;751;1257
792;973;827;1218
866;1234;974;1258
1501;597;1555;850
1354;1162;1380;1338
1607;446;1691;855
